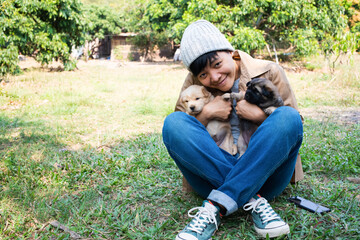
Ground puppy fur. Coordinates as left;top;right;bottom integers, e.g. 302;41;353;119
230;78;284;156
244;78;284;115
229;91;252;157
180;85;237;155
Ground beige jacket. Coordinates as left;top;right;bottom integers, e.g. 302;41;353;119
175;50;304;183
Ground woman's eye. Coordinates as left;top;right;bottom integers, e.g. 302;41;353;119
199;73;206;79
214;61;222;67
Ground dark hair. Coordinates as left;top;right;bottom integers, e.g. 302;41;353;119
189;51;219;76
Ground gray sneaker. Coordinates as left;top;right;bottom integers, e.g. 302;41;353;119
176;200;221;240
243;195;290;238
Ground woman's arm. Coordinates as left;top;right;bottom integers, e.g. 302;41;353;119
196;96;232;126
267;63;299;110
235;100;267;125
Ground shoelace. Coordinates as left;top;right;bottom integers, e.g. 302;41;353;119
243;197;281;224
186;206;218;234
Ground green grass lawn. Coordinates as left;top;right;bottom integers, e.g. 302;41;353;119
0;56;359;239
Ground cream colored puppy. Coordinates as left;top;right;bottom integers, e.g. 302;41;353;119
179;85;237;155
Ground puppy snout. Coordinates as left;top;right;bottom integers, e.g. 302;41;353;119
190;105;195;111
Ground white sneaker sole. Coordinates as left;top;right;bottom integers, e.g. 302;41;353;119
175;233;212;240
254;224;290;238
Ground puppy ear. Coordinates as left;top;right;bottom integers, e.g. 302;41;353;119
262;86;273;98
179;96;186;108
201;86;211;99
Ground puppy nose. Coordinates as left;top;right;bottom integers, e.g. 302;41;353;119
190;106;195;111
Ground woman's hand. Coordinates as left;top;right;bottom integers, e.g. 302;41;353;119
235;100;267;125
196;96;232;125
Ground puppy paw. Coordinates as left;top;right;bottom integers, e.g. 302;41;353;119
264;106;277;115
231;145;238;155
222;93;231;101
238;148;246;157
230;92;244;101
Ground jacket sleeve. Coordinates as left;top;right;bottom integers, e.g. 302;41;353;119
264;63;304;182
264;63;299;110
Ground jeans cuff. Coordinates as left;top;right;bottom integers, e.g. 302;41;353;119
208;190;238;216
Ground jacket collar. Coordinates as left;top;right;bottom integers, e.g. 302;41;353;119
233;50;273;80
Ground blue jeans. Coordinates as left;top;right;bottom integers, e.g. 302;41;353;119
162;106;303;215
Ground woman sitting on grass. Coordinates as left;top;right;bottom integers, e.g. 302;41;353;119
162;20;303;239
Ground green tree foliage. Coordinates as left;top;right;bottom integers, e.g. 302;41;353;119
343;0;360;51
83;5;124;40
122;0;172;60
143;0;359;57
81;4;124;58
2;0;359;77
0;0;85;77
343;0;360;30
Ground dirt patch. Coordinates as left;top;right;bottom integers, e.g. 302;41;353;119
300;106;360;125
18;57;64;71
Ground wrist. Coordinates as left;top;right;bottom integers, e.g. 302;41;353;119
253;111;267;125
195;108;211;126
202;104;215;120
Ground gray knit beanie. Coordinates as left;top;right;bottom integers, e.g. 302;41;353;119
180;20;234;70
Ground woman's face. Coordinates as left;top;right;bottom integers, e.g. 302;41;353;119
196;51;237;92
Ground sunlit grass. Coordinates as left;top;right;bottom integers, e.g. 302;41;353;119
1;60;186;146
0;55;359;239
287;54;360;108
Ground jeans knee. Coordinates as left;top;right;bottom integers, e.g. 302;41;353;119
272;106;303;137
163;111;185;130
162;111;190;143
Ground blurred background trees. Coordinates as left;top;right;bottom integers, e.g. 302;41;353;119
1;0;359;77
144;0;359;57
1;0;85;76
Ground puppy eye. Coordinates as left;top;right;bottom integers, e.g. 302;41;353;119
196;97;200;100
185;100;189;102
262;87;271;97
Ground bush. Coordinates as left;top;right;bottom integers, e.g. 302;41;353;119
229;27;267;55
0;0;85;76
0;44;21;78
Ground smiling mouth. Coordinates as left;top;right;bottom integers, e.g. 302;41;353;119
215;76;227;86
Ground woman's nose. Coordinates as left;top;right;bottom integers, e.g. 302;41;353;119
209;70;221;82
